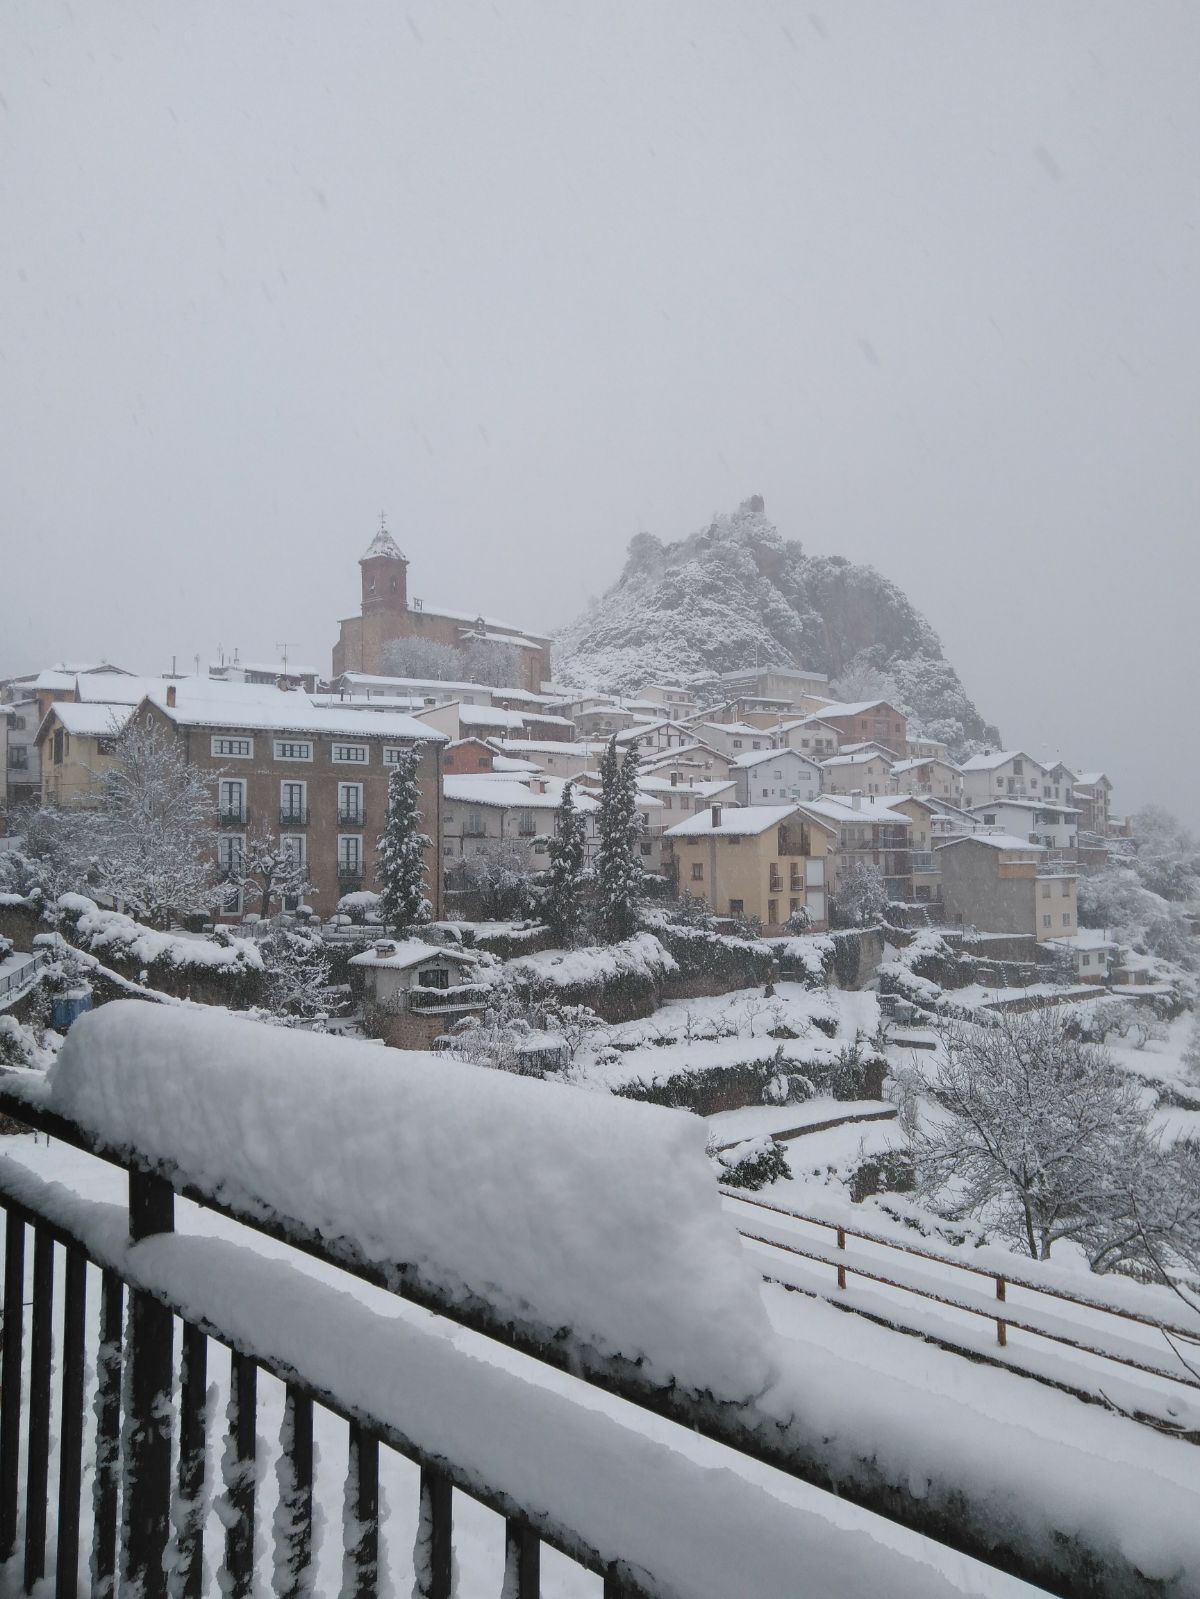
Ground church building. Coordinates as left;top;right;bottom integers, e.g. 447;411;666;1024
331;523;553;694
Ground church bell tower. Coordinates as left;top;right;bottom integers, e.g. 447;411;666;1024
359;513;408;617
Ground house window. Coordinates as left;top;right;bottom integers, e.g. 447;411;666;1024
418;968;450;990
728;899;744;915
274;740;312;761
280;780;307;823
768;899;778;924
1082;953;1091;967
217;834;244;877
97;738;117;757
691;862;704;881
640;841;652;856
1041;882;1050;898
1042;915;1051;929
53;730;64;764
382;746;412;765
338;782;364;824
1061;879;1070;896
516;809;536;837
789;898;801;914
983;814;996;827
1062;912;1072;927
212;736;253;758
219;779;246;822
466;810;486;837
332;743;369;764
8;747;28;770
337;835;363;876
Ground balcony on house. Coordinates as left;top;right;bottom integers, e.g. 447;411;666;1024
337;858;365;880
337;805;366;827
279;805;310;826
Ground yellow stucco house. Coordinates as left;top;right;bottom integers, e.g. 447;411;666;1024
663;802;837;931
36;703;132;807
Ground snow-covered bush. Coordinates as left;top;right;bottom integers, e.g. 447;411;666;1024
56;895;264;1005
829;863;887;930
710;1135;792;1191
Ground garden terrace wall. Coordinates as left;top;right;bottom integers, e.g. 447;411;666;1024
55;898;265;1009
0;897;39;953
614;1043;886;1116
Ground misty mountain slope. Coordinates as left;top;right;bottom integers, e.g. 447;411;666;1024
556;498;999;753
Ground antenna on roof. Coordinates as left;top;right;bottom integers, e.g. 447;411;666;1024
275;642;292;673
379;510;388;534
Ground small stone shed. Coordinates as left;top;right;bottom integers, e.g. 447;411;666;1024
350;938;483;1049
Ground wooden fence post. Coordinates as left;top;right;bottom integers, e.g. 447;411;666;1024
996;1275;1008;1347
836;1225;847;1291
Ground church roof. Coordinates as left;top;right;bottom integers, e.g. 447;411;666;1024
359;526;406;563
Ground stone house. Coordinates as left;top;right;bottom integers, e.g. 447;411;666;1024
634;682;700;718
691;721;772;758
814;700;908;757
937;834;1078;942
137;679;446;920
331;524;552;693
35;703;134;806
350;938;482;1050
967;797;1080;852
663;802;836;931
1073;773;1113;836
640;742;734;783
798;795;915;901
958;750;1050;807
614;718;695;754
772;717;841;762
820;751;894;796
494;740;604;779
730;747;822;806
888;757;963;804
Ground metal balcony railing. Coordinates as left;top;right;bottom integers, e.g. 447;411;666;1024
279;807;309;826
337;860;365;880
219;807;247;826
337;809;366;827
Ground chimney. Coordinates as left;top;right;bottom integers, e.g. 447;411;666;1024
850;789;862;810
165;684;177;709
711;803;723;828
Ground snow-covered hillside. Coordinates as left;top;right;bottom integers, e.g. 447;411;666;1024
555;497;999;754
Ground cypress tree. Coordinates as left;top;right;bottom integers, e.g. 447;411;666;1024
596;737;643;941
545;778;588;944
377;750;433;934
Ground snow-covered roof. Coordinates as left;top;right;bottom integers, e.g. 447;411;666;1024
696;721;763;738
415;603;550;642
359;527;406;562
775;715;841;734
935;833;1045;853
33;662;130;689
443;775;598;811
310;693;427;713
73;673;166;706
38;702;134;739
491;755;542;773
665;804;798;839
959;750;1041;772
497;738;603;757
891;756;959;774
1074;772;1111;789
820;751;891;769
146;682;446;742
730;747;816;770
967;798;1080;816
637;776;736;797
798;796;912;827
348;939;474;971
211;661;320;679
810;699;897;719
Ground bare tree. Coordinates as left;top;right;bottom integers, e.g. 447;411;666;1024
904;1012;1189;1266
234;823;315;919
97;719;217;927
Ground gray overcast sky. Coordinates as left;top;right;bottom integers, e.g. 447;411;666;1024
2;2;1196;819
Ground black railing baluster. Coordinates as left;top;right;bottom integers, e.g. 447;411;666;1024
126;1171;175;1599
176;1321;209;1599
274;1387;313;1599
345;1423;379;1597
414;1467;453;1599
223;1351;258;1598
55;1244;87;1599
24;1227;54;1593
503;1519;540;1598
91;1270;123;1599
0;1211;25;1563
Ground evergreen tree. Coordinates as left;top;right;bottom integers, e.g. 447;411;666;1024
544;779;587;943
377;751;432;934
596;738;643;942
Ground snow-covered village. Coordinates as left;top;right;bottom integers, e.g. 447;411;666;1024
2;6;1197;1599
